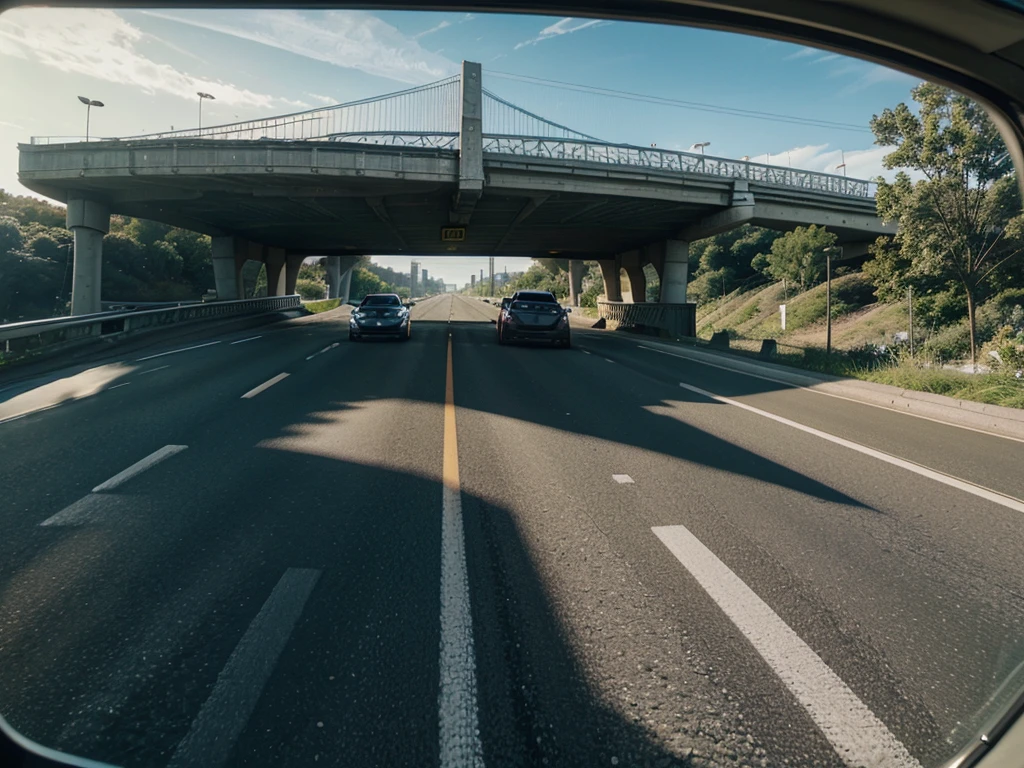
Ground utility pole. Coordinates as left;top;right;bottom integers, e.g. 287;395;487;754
908;285;914;357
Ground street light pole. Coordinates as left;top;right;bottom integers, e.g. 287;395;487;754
690;142;710;172
197;92;215;135
77;96;104;141
908;285;914;357
824;246;842;355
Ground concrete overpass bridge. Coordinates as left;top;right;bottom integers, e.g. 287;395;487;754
18;62;893;316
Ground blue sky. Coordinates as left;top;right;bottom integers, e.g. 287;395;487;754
0;7;921;285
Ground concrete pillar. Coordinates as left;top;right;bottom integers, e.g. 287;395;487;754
211;236;247;300
265;247;287;297
284;254;304;296
326;256;360;300
339;264;354;304
598;259;622;302
568;259;585;307
66;198;110;315
625;265;647;303
659;240;689;304
325;256;342;299
459;61;484;192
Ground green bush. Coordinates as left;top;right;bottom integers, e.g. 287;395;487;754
296;278;327;301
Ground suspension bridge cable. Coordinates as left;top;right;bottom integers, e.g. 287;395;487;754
487;70;872;134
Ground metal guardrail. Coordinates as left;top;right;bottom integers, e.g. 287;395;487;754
0;295;301;354
483;136;874;198
597;301;697;338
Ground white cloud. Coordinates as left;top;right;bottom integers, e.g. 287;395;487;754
514;17;605;50
0;9;289;109
306;93;338;105
783;46;818;60
141;9;457;85
413;19;451;39
0;120;25;130
749;143;924;182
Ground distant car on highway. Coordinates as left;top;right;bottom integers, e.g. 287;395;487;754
349;293;412;342
497;290;571;347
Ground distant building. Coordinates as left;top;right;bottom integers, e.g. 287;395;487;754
470;274;476;288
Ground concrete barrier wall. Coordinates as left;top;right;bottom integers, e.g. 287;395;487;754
597;301;697;338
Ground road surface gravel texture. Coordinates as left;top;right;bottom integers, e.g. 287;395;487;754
0;294;1021;768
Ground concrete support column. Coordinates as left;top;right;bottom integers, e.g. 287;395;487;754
326;255;360;300
211;236;247;300
265;247;287;297
568;259;585;307
325;256;342;299
598;259;622;302
66;198;110;315
284;254;304;296
339;264;355;305
624;265;647;303
659;240;689;304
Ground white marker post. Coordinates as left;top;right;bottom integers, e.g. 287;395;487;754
780;304;787;331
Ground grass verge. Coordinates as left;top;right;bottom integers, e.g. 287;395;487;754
303;298;342;314
753;346;1024;409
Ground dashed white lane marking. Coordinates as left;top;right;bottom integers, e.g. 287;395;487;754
603;357;614;363
136;340;221;361
612;474;634;484
241;372;289;399
439;336;485;768
640;344;1024;445
109;382;130;390
305;342;340;360
230;335;263;345
40;494;143;527
137;364;170;376
167;568;321;768
92;445;188;492
580;349;592;355
678;381;1024;515
653;524;920;768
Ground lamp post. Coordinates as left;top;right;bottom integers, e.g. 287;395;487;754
690;141;710;172
77;96;104;141
835;149;847;176
824;246;842;355
197;91;215;135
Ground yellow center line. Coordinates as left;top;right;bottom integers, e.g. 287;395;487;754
443;334;460;492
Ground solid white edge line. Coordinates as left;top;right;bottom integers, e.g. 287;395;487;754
241;372;290;399
230;335;263;345
652;524;921;768
0;403;60;425
108;382;130;390
638;343;1024;444
167;568;321;768
135;340;221;361
679;380;1024;515
137;364;170;376
92;445;188;493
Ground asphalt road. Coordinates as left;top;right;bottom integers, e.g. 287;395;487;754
1;294;1022;768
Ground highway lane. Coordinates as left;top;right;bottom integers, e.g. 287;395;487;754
0;293;1021;768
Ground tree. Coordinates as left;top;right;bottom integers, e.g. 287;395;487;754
870;82;1024;365
757;225;837;291
350;267;389;299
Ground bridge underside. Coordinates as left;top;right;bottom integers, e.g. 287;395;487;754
19;138;892;314
19;146;887;257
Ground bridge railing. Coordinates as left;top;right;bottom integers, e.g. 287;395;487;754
0;295;301;356
482;135;874;198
